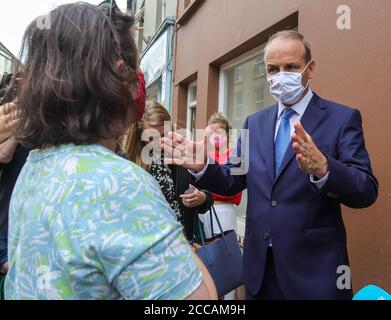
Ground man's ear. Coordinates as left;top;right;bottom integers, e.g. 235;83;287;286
307;60;316;80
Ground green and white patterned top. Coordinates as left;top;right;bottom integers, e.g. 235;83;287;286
5;144;202;300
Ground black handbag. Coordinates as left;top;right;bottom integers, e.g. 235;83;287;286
193;205;243;297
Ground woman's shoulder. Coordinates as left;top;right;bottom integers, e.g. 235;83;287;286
36;144;159;197
24;144;166;209
73;148;177;227
84;144;157;188
58;144;152;178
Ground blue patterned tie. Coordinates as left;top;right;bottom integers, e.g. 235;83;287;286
275;108;296;176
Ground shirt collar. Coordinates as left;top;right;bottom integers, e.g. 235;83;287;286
277;89;314;120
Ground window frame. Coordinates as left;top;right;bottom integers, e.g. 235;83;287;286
186;81;197;140
218;43;266;114
254;85;264;107
254;57;266;79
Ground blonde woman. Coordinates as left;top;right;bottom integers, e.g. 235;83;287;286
123;101;214;241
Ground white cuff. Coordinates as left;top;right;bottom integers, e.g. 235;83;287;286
188;159;210;181
310;171;329;189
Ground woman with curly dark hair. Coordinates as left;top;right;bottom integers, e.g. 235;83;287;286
4;2;215;300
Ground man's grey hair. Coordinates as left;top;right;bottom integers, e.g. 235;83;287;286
264;30;312;63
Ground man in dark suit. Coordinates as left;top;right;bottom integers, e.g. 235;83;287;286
162;31;378;300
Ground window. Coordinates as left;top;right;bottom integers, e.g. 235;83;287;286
162;0;167;18
234;66;243;83
218;44;275;236
219;44;274;131
234;90;243;119
137;21;144;51
146;76;162;103
187;82;197;140
254;86;264;107
0;47;13;75
127;0;137;13
155;0;162;30
155;0;167;31
135;1;145;51
254;57;265;78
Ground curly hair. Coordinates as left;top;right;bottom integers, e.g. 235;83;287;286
14;2;139;149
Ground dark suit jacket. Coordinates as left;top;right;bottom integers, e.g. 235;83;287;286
195;93;378;299
170;165;213;241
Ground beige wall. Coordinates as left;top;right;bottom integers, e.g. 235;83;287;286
173;0;391;292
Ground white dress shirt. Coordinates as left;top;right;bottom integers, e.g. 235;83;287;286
275;89;329;188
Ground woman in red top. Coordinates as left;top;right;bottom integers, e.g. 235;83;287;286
199;112;242;239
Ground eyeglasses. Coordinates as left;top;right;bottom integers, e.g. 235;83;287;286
98;0;120;20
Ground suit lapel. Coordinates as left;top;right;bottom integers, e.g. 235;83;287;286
261;105;278;183
274;93;327;183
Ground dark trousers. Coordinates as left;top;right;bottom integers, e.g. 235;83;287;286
246;248;286;300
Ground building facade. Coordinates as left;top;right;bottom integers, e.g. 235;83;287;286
132;0;177;110
171;0;391;292
0;42;20;76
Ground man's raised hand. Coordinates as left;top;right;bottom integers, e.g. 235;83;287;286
291;121;328;179
161;131;209;172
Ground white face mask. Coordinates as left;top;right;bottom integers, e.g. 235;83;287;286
267;62;312;105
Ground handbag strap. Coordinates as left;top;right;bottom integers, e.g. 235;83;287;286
193;213;212;266
192;214;207;248
210;205;232;256
209;206;214;236
192;213;199;244
193;206;234;265
209;205;225;236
